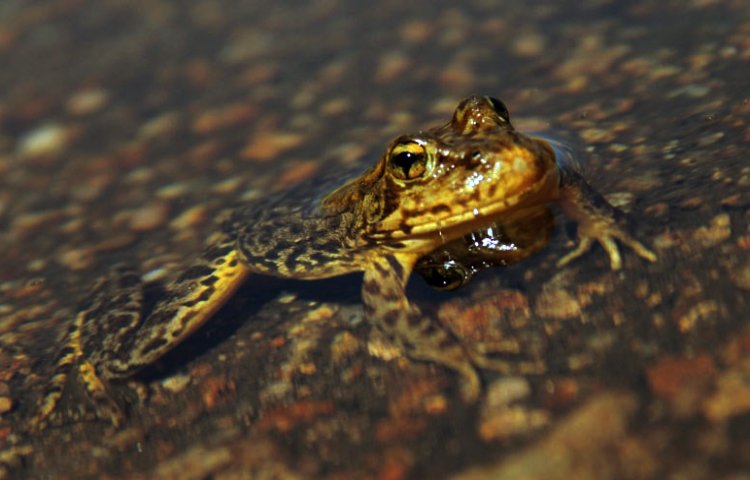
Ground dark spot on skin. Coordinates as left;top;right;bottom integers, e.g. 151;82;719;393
283;244;311;272
373;260;389;277
203;243;234;261
286;223;303;237
438;335;456;349
363;280;381;296
200;275;218;287
109;313;137;329
381;290;402;303
227;258;239;267
54;346;76;360
140;337;169;356
118;272;141;289
169;322;186;339
196;288;214;303
175;311;196;333
406;312;422;327
308;250;333;266
421;322;438;335
429;204;451;216
385;255;404;280
488;183;497;199
383;310;400;327
46;385;64;395
178;265;215;282
401;340;415;351
273;240;294;251
363;302;376;315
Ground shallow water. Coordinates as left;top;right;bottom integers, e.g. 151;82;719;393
1;0;749;478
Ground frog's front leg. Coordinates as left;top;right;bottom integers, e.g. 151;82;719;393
363;253;532;401
556;167;657;270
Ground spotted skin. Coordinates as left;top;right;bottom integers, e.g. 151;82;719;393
33;96;656;428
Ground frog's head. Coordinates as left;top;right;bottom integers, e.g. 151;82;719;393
365;96;558;250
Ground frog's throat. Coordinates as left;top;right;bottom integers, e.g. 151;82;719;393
368;167;560;248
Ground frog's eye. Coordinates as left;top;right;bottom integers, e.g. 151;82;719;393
486;97;510;123
389;142;429;181
416;259;472;291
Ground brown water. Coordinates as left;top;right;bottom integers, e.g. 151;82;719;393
0;0;749;478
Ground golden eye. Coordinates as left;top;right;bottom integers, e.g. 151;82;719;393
389;142;429;180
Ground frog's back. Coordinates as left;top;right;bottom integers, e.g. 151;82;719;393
232;162;374;279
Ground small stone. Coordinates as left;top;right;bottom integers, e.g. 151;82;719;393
142;267;168;283
0;395;13;414
535;288;581;320
731;261;750;291
399;19;433;44
57;247;96;271
66;88;109;116
703;360;750;422
192;104;255;134
201;377;236;410
169;205;206;231
128;202;170;232
211;177;243;195
512;32;546;57
646;354;715;416
478;377;548;441
375;51;409;83
692;213;731;248
17;123;71;158
161;374;192;393
138;112;181;140
241;132;304;161
580;128;616;144
439;60;474;90
278;160;319;187
156;182;191;199
11;210;65;234
330;331;361;364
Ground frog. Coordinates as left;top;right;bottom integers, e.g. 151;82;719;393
31;96;656;429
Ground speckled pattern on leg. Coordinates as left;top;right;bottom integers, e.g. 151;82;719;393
362;253;484;400
32;234;250;428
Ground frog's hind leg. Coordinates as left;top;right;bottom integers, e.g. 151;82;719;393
99;236;251;378
32;233;250;430
30;266;141;430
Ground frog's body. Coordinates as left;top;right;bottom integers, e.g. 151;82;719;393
33;96;655;428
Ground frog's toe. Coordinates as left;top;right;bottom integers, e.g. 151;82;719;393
456;363;482;403
467;350;546;376
556;236;594;268
612;230;658;265
558;222;656;271
79;362;125;427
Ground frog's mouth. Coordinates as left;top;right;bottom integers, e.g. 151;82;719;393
369;167;559;250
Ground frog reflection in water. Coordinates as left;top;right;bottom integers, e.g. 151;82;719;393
33;96;656;428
